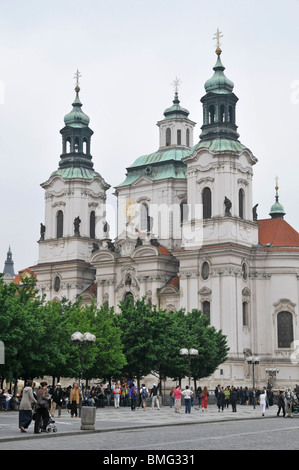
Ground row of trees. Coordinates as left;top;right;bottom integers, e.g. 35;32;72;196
0;276;229;391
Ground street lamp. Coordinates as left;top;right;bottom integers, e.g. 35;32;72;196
180;348;198;386
247;355;260;408
71;332;96;388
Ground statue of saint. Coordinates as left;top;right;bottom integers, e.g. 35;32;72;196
74;216;81;236
224;196;232;216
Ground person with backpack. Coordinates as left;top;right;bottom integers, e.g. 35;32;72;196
140;384;148;410
129;383;138;411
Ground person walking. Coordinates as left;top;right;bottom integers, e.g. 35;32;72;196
140;384;148;410
230;387;238;412
260;389;267;416
19;380;37;432
276;390;285;417
129;383;138;411
200;386;209;412
169;387;175;408
69;382;81;418
173;385;182;414
182;385;193;414
51;383;64;418
34;382;50;433
151;384;160;410
113;383;121;408
217;386;225;412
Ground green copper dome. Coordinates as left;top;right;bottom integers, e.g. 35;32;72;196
270;183;285;218
64;86;90;128
163;92;190;120
204;52;234;94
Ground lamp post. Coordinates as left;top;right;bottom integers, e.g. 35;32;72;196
247;355;260;408
180;348;198;386
71;332;96;389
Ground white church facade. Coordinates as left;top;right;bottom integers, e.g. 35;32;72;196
30;45;299;389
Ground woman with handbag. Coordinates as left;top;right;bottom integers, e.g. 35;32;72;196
34;382;50;434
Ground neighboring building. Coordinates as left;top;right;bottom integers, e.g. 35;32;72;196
32;45;299;388
2;246;15;284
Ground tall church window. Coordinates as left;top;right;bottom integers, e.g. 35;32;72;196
140;203;150;232
90;211;96;239
239;188;245;219
242;302;248;326
166;128;171;146
186;128;190;147
180;201;188;224
177;129;181;145
220;104;225;122
208;105;215;124
74;137;79;152
277;311;293;348
56;210;64;238
202;301;210;319
202;187;212;219
66;138;71;153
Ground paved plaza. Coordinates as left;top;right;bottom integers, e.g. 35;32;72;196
0;401;289;446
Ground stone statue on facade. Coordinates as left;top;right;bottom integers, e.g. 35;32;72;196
224;196;232;216
74;216;81;236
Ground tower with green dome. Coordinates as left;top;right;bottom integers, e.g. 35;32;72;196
33;73;110;301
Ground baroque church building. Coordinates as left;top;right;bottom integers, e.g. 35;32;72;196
31;45;299;389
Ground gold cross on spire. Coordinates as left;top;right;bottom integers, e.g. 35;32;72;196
74;69;81;91
213;28;223;55
172;76;182;94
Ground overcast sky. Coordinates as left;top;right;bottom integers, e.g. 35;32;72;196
0;0;299;272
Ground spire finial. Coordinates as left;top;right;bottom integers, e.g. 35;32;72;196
74;69;81;92
275;176;279;201
213;28;223;55
172;77;182;94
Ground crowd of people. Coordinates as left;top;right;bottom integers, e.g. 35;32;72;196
1;380;299;434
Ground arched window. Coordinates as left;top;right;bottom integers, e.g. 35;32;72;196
177;129;181;145
83;138;88;154
220;104;225;122
208;105;215;124
277;311;293;348
74;137;80;152
166;128;171;146
56;210;63;238
90;211;96;239
140;203;150;232
124;291;134;304
66;138;71;153
202;187;212;219
186;128;190;147
239;188;245;219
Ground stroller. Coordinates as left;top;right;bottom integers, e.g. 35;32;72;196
33;410;58;433
41;414;57;433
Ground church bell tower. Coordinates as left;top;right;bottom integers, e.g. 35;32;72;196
33;72;110;301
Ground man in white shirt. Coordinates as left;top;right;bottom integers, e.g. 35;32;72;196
182;386;193;414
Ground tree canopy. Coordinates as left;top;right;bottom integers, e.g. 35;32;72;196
0;276;229;390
